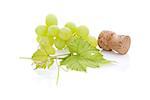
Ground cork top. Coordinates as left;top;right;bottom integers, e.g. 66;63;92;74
98;31;131;55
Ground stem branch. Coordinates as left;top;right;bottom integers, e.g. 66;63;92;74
56;57;60;85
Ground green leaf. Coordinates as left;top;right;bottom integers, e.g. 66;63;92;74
32;49;48;63
60;37;110;71
47;58;54;69
32;49;54;69
61;55;87;72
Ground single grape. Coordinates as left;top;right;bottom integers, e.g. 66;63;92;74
48;36;54;46
77;25;89;38
58;27;72;41
46;14;58;26
48;25;59;37
54;37;66;50
65;22;77;33
45;46;55;54
35;25;47;36
87;36;97;47
38;36;54;46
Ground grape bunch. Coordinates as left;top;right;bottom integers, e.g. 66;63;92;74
28;14;110;84
35;14;97;54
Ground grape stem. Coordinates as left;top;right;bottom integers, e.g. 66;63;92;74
49;53;70;58
19;57;32;59
20;53;70;60
55;53;70;85
56;57;60;85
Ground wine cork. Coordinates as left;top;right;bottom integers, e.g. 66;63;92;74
98;31;131;55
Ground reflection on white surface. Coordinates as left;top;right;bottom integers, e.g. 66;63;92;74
34;63;57;80
102;50;130;72
33;50;130;86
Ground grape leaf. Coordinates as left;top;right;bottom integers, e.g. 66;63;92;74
61;55;87;71
60;37;110;72
32;49;54;69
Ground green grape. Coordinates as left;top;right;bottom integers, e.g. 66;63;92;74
87;36;97;47
58;27;72;41
77;25;89;38
48;35;54;45
44;46;55;54
35;25;47;36
37;36;54;46
54;37;66;50
46;14;58;26
48;25;59;37
65;22;77;33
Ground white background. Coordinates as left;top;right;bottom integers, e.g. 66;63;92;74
0;0;150;100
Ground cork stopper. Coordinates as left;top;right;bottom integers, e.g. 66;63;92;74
98;31;131;55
